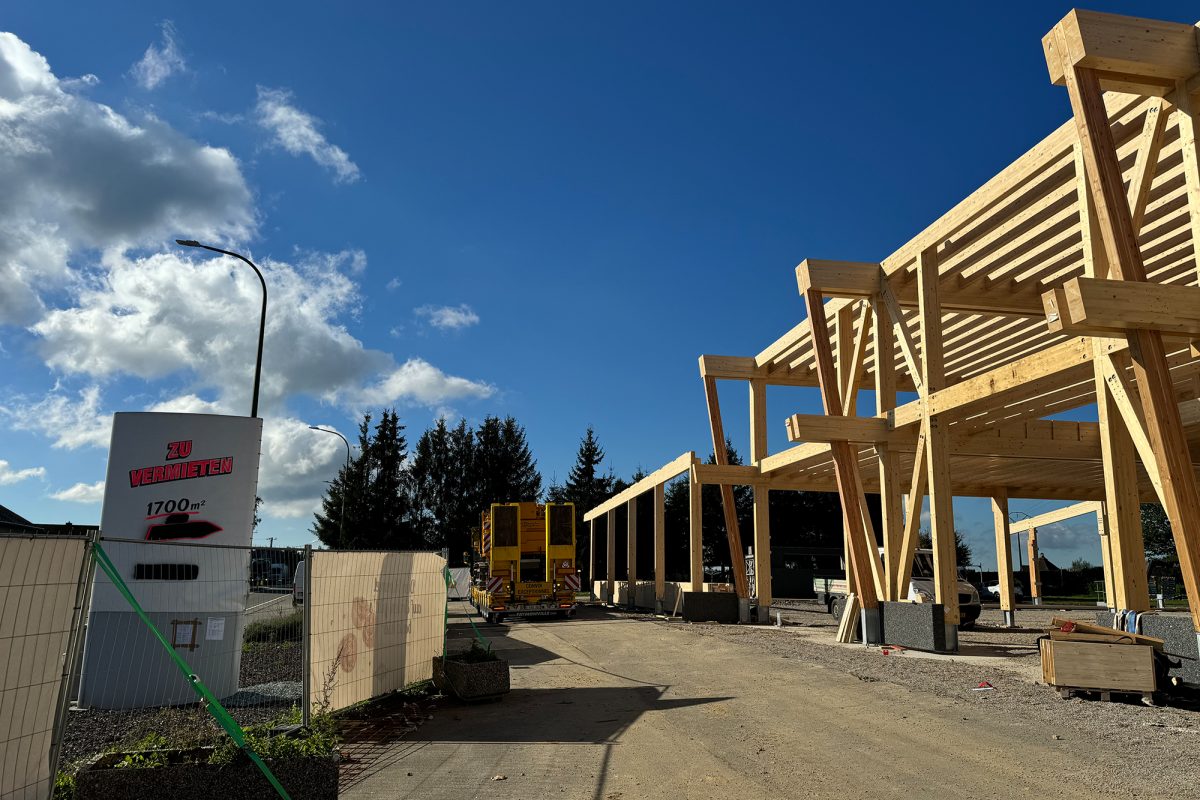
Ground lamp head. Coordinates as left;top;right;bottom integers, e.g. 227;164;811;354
176;239;200;247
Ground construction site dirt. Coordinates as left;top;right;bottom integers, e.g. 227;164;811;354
343;604;1200;799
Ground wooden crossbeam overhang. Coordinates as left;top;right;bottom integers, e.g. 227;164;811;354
1044;277;1200;336
582;452;694;522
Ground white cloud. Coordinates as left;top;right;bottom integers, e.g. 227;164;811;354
0;32;254;326
385;277;401;292
349;358;494;407
0;385;112;449
50;480;104;503
255;87;359;183
130;21;185;90
0;459;45;485
415;304;480;331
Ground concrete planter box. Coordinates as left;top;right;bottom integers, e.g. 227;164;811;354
434;653;510;700
75;747;338;800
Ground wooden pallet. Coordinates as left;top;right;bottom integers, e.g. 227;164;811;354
1057;685;1157;706
1039;637;1157;694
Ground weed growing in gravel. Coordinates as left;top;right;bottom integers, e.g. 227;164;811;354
243;611;303;644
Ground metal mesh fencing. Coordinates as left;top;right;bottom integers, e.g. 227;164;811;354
307;550;446;714
0;534;91;800
61;539;305;773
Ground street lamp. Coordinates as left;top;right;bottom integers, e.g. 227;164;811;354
176;240;268;418
309;426;351;543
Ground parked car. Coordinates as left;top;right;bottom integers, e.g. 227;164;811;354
269;562;291;586
292;560;306;606
986;581;1025;601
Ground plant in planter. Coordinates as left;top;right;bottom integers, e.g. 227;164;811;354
72;710;341;800
433;641;510;701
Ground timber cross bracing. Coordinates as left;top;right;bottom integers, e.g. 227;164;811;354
584;9;1200;635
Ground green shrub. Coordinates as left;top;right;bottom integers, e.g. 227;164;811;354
243;611;302;643
449;640;497;663
112;732;171;769
52;771;75;800
208;709;339;766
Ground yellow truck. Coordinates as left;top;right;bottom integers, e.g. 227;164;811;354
470;502;578;623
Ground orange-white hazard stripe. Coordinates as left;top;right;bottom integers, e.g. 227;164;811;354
564;574;580;591
486;576;503;593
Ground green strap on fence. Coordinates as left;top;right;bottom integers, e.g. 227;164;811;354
443;565;491;652
91;542;293;800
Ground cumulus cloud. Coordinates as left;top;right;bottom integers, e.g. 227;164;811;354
0;385;112;449
255;87;359;183
0;459;45;485
415;304;480;331
50;480;105;503
0;32;254;326
349;358;494;407
130;21;185;90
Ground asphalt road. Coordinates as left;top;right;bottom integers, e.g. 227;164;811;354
343;605;1143;800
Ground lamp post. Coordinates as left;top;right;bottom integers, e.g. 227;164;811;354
309;426;351;543
176;240;268;418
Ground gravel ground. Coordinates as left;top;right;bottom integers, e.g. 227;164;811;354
692;603;1200;794
61;641;304;768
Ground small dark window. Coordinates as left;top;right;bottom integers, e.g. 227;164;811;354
548;504;573;546
493;506;519;548
135;563;199;580
521;555;546;582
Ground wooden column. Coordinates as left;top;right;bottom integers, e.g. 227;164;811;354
873;293;903;600
1097;503;1117;610
1095;357;1150;611
689;468;704;592
750;378;772;620
626;497;638;608
588;518;595;597
991;490;1016;625
753;486;771;615
917;246;959;625
654;483;666;610
701;375;749;598
1027;528;1043;603
606;511;616;604
1049;39;1200;631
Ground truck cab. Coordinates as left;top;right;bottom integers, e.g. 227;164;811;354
814;548;982;628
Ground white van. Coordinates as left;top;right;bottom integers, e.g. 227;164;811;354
292;560;305;607
813;548;982;628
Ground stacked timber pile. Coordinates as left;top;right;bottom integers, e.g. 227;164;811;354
1039;617;1165;703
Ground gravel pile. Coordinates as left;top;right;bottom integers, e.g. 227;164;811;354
685;609;1200;795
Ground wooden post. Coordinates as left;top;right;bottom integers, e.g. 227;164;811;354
626;497;638;609
991;490;1016;627
917;245;959;626
588;518;595;598
1050;39;1200;632
689;467;704;592
873;293;903;600
1027;528;1043;604
654;482;666;611
606;511;616;604
750;379;771;621
701;375;749;598
753;486;771;619
1097;503;1117;610
1095;359;1151;611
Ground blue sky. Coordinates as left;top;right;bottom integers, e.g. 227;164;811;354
0;1;1192;567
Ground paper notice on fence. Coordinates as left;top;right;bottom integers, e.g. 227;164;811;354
206;617;225;641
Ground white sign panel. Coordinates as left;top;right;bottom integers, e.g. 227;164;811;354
100;412;262;546
91;412;262;614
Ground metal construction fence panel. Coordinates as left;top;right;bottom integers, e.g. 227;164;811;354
0;536;449;794
0;534;90;800
307;550;446;714
62;539;305;775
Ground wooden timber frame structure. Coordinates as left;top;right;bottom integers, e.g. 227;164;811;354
584;10;1200;643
